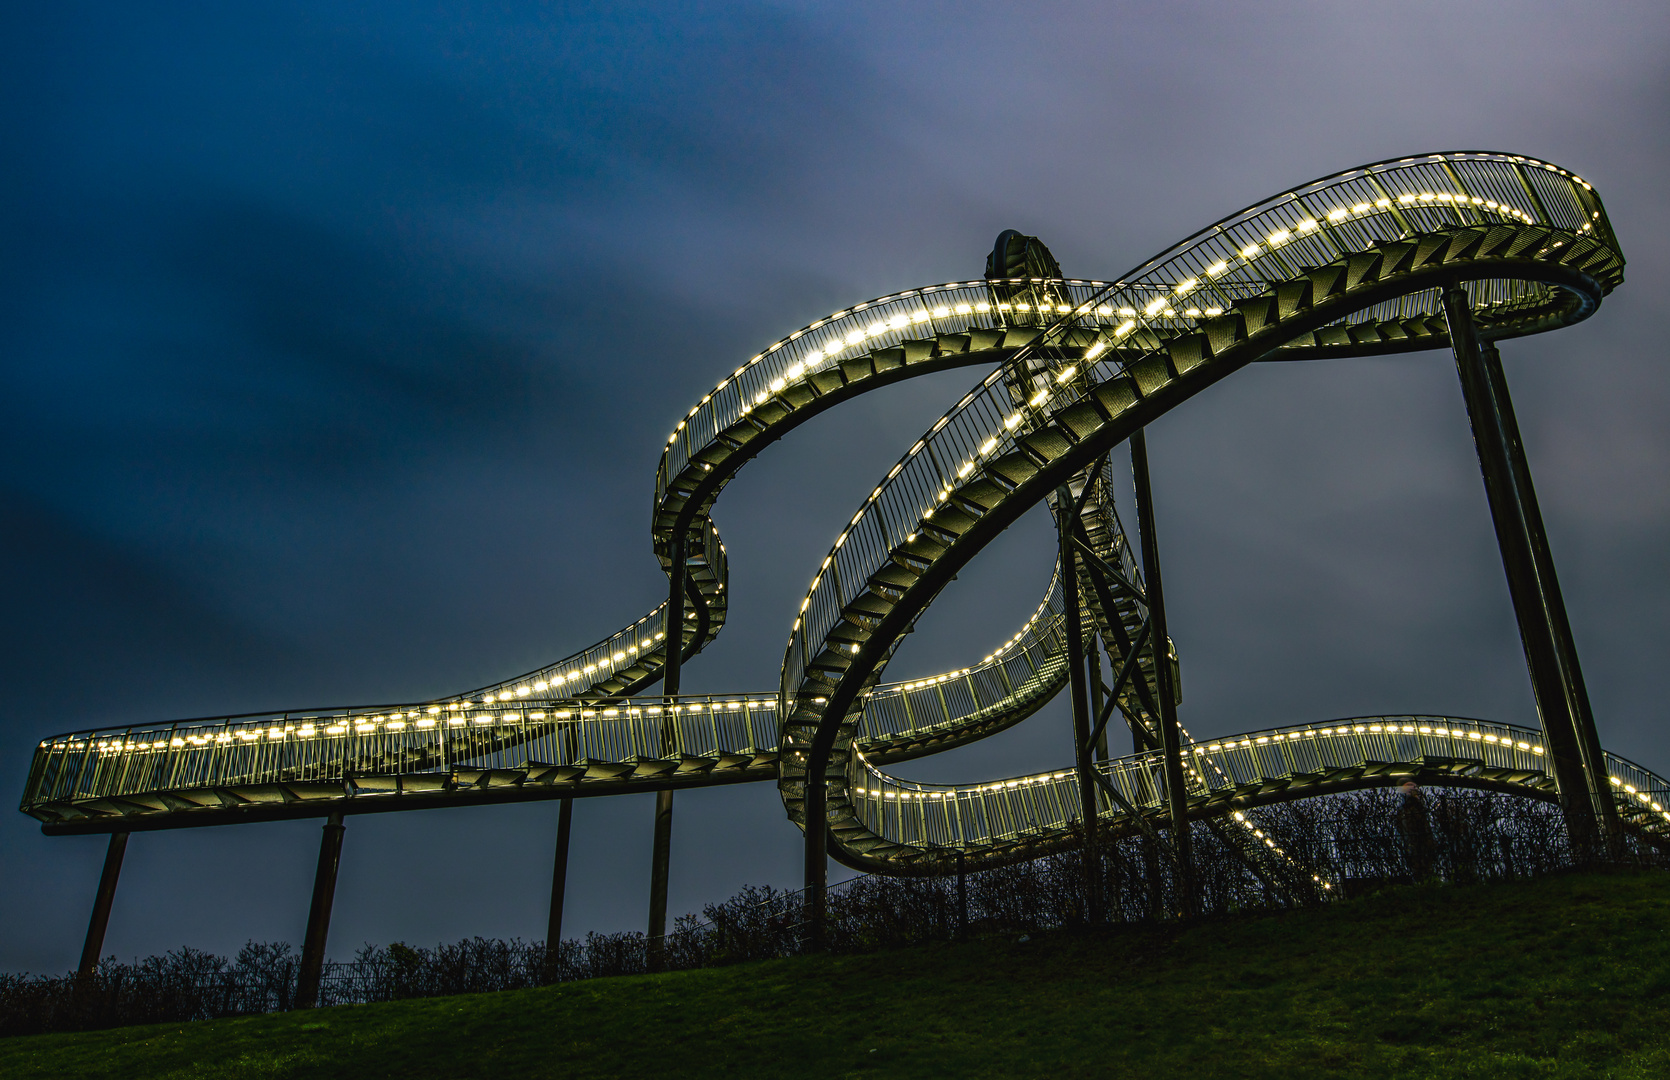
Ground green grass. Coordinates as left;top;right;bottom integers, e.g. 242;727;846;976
6;870;1670;1079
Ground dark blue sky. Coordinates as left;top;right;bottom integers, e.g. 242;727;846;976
4;1;1668;972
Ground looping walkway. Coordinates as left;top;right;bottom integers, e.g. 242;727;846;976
23;152;1659;890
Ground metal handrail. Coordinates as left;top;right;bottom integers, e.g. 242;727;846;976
19;154;1639;876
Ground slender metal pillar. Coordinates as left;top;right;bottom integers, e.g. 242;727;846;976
1088;643;1110;762
1130;429;1194;915
1480;339;1621;850
662;530;689;702
544;797;574;980
647;789;675;969
295;810;345;1009
1442;285;1609;857
78;831;128;976
1058;485;1102;924
648;531;687;966
803;793;827;952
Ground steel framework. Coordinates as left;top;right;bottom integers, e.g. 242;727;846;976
21;152;1661;965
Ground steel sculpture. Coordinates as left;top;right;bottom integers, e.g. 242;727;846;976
22;152;1665;969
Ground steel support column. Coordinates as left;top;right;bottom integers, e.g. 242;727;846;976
1088;644;1110;763
295;810;345;1009
1130;429;1194;916
647;790;675;970
1481;339;1621;850
1057;485;1102;924
544;796;573;981
648;531;687;966
804;758;829;952
1442;285;1612;857
78;831;128;976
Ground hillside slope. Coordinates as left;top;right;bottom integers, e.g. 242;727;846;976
5;870;1670;1079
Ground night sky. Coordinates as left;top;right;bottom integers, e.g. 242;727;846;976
4;2;1668;973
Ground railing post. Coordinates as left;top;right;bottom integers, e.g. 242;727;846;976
544;796;573;982
1057;484;1102;925
1131;429;1194;916
295;810;345;1009
78;831;129;976
1442;284;1610;859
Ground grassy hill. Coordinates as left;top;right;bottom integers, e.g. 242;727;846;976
4;869;1670;1079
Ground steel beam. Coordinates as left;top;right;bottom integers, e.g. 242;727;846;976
1130;428;1194;916
295;811;345;1010
77;830;128;976
1442;285;1611;857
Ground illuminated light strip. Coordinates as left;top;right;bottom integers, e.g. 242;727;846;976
39;159;1637;867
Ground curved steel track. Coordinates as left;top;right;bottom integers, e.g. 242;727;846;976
22;152;1664;888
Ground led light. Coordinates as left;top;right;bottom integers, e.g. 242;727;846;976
932;306;950;318
1297;218;1318;232
954;303;972;315
1084;341;1107;361
1206;260;1229;276
1055;365;1077;383
1143;297;1167;316
1240;244;1260;258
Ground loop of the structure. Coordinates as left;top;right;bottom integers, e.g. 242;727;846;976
21;153;1661;884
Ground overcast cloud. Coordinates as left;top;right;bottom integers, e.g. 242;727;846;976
3;1;1667;972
